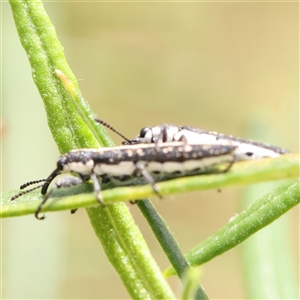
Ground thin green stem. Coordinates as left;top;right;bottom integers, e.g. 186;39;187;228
137;199;208;300
164;179;299;277
242;182;299;299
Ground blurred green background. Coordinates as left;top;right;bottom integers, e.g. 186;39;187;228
2;2;298;299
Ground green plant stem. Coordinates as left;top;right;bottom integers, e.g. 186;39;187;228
241;181;299;299
137;200;209;300
181;268;203;300
240;123;299;299
164;179;299;277
9;1;175;298
86;204;175;299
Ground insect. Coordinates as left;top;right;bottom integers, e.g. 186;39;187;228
11;142;236;219
123;124;289;160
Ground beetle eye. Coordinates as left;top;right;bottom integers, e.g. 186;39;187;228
139;127;150;138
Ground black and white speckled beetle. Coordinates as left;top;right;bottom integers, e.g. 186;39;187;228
124;124;289;161
11;142;236;219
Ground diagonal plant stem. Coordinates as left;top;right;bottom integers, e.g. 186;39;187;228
241;181;299;298
137;199;209;300
239;125;299;299
163;178;300;277
9;1;175;298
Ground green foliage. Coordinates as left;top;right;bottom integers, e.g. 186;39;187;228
8;1;175;299
5;1;299;299
163;179;299;277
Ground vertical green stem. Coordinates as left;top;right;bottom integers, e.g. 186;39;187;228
138;199;209;299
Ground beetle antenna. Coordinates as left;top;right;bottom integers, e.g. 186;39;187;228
20;179;47;189
95;118;132;144
11;184;44;201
